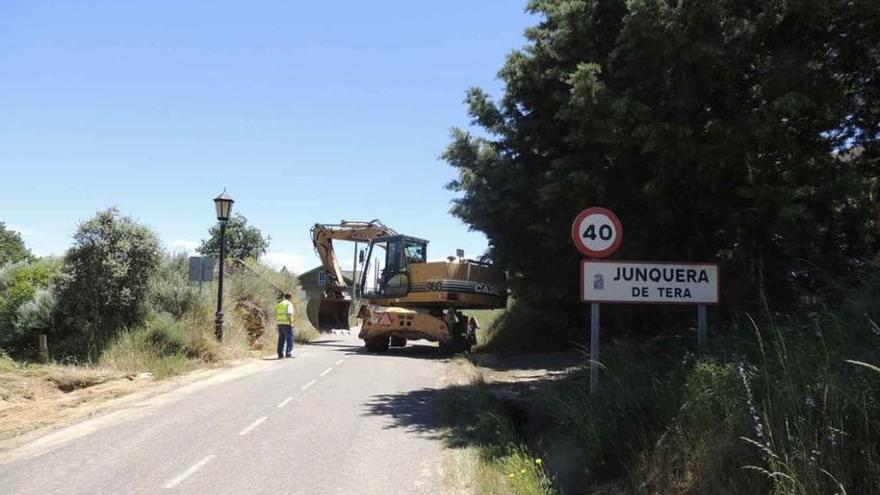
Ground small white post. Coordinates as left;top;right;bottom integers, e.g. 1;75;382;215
590;303;600;395
38;334;49;363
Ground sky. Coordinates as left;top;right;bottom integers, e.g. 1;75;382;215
0;1;536;273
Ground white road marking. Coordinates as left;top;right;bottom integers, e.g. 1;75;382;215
320;367;333;377
277;397;293;409
301;379;317;391
238;416;267;436
334;359;343;366
163;454;216;489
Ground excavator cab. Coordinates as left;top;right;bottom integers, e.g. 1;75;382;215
357;235;428;300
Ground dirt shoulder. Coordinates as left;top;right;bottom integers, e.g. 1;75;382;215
0;357;276;456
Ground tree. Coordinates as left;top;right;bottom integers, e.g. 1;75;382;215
444;0;879;325
0;222;32;267
54;209;161;356
198;213;269;261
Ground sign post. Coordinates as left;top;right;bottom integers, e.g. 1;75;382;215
590;303;600;393
698;305;708;351
572;207;623;395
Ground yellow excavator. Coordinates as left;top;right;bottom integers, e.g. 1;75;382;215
306;220;507;353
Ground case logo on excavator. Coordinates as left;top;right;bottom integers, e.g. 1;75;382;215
474;283;503;295
376;313;393;326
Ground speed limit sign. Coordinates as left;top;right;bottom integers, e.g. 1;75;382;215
571;207;623;258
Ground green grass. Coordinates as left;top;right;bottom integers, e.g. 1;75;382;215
0;349;18;372
537;311;880;494
464;307;508;348
475;448;555;495
100;314;195;379
439;375;557;495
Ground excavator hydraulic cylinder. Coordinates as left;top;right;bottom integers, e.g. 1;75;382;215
306;297;352;331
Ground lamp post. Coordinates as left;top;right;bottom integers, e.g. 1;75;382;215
213;191;234;341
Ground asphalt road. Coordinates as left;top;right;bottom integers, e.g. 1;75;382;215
0;333;449;494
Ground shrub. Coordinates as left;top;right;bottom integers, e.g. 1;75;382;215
141;313;186;357
0;258;59;353
100;315;193;379
147;253;204;319
54;209;161;358
478;299;575;353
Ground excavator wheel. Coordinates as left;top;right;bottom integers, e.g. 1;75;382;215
365;335;390;353
390;336;407;348
439;318;471;355
306;297;352;331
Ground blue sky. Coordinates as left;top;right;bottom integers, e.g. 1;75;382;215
0;1;535;272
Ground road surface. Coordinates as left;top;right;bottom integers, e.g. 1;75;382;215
0;334;449;494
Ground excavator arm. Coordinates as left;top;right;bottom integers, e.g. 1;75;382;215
308;220;397;330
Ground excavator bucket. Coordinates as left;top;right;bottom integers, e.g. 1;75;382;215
306;297;352;331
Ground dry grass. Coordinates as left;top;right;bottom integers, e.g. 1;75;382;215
45;366;121;392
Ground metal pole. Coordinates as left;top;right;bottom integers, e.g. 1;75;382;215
590;303;600;395
698;305;708;351
215;221;227;342
352;242;358;300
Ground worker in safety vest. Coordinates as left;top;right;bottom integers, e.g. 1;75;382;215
275;293;295;359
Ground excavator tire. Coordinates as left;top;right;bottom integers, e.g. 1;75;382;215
439;319;471;355
306;297;352;332
390;336;407;348
365;335;390;353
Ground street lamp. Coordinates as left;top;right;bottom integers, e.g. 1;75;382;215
213;191;234;341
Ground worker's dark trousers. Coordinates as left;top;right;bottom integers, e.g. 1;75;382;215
277;324;294;358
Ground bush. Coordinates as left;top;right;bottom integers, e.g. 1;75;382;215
147;253;204;319
100;314;192;379
54;209;161;358
142;313;186;357
0;258;59;353
477;299;576;353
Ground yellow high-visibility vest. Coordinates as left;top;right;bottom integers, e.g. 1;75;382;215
275;301;291;325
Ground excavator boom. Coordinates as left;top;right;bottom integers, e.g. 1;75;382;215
308;220;397;331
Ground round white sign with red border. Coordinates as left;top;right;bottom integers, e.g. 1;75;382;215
571;207;623;258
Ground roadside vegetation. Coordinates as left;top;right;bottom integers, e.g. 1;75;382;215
443;1;880;494
449;268;880;493
0;209;314;405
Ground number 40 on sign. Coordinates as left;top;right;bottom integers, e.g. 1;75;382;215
571;207;623;258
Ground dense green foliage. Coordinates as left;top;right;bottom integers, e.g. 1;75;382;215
0;258;59;350
0;207;310;374
54;209;162;357
198;213;269;261
0;222;32;267
444;0;880;326
148;253;203;319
